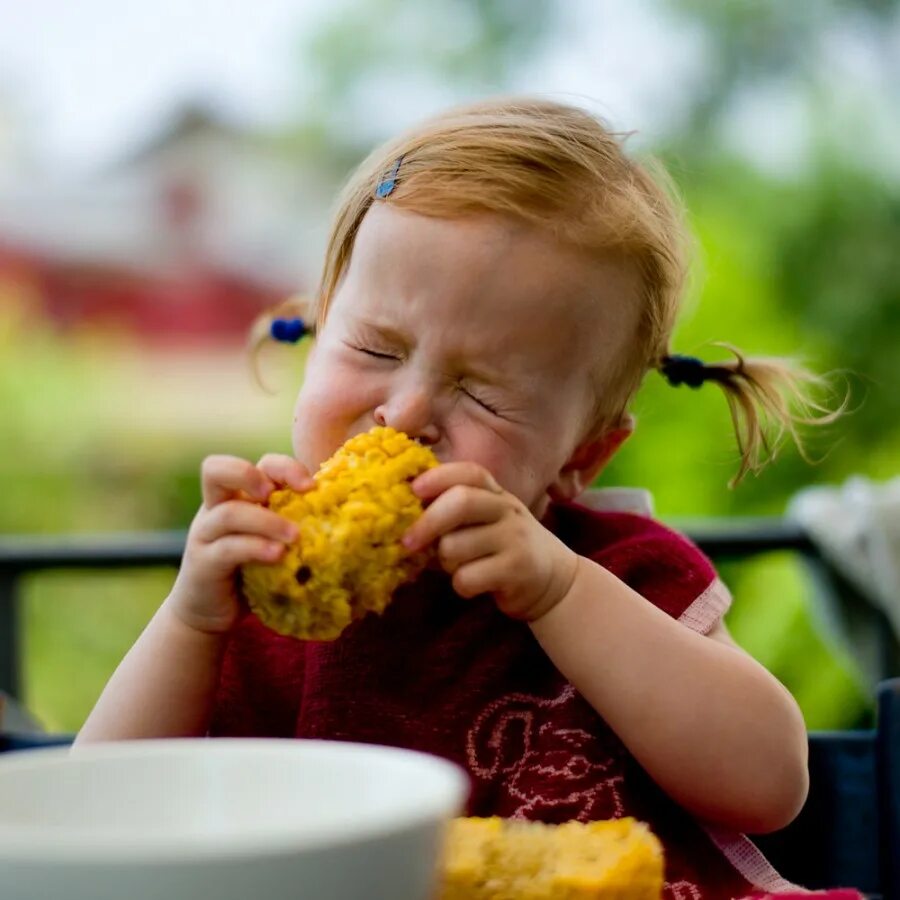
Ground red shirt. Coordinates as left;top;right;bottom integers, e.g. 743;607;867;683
211;500;797;899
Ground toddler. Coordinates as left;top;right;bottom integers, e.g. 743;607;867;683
78;98;833;898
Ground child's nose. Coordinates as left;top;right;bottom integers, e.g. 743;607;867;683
373;388;440;446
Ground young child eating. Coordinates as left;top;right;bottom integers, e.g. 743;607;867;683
78;97;834;898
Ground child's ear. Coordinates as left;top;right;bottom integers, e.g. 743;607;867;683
548;418;634;503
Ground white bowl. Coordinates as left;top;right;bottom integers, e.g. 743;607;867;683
0;738;469;900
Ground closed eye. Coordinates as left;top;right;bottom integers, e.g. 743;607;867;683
462;386;500;416
350;344;401;361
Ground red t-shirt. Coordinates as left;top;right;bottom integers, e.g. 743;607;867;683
210;499;797;899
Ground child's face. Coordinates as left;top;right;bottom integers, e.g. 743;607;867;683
292;205;638;514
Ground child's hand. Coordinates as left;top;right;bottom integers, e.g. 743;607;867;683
403;463;579;621
167;454;314;635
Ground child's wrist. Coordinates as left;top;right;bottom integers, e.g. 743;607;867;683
521;548;580;623
162;593;237;639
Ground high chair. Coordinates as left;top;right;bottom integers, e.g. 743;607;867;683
753;677;900;899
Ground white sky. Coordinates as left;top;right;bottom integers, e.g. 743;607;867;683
0;0;329;169
0;0;895;176
0;0;704;172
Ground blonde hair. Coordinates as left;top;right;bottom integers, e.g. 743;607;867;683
255;97;840;484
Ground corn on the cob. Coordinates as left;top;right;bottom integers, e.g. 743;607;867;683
240;426;438;640
439;817;664;900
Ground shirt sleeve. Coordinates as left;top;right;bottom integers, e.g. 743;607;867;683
552;502;732;635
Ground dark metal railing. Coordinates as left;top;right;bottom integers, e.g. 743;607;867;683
0;519;895;702
0;531;186;699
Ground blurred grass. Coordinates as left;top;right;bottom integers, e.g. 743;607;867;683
1;290;300;732
22;570;176;732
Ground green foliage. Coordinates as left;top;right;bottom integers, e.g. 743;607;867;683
773;161;900;443
664;0;900;158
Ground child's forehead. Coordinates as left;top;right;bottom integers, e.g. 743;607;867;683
348;205;639;328
339;206;642;382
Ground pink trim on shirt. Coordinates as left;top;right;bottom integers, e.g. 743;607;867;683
678;578;732;635
703;825;803;893
678;579;802;893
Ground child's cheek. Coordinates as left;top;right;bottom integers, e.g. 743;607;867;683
291;362;386;466
448;433;520;496
472;445;548;511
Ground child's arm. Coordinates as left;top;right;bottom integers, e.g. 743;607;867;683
75;598;230;742
406;463;808;836
527;558;808;834
75;454;311;744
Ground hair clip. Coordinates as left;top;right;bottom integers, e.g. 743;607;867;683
270;317;309;344
375;156;404;199
660;354;707;389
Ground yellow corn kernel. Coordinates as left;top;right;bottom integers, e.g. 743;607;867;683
439;817;664;900
240;426;438;640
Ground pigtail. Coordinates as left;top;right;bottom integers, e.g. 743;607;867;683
659;344;846;486
247;295;315;392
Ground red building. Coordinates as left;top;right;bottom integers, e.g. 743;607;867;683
0;105;318;346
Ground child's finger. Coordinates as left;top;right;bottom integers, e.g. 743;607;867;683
451;554;505;600
410;461;503;502
436;524;499;574
195;501;298;545
203;534;286;570
256;454;315;492
201;455;274;507
403;484;505;552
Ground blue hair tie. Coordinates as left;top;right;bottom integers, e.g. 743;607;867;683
660;354;707;389
270;317;308;344
375;156;404;198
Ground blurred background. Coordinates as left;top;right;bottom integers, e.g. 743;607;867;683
1;0;898;732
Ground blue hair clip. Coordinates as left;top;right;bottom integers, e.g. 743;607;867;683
375;156;404;198
270;317;308;344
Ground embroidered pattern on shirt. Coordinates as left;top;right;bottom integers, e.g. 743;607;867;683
664;880;702;900
466;683;625;822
